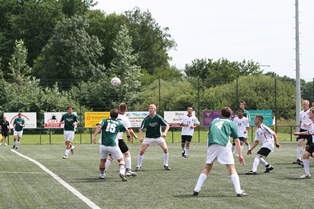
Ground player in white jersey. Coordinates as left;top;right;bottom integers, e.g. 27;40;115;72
294;107;314;178
105;103;138;177
232;108;250;156
245;115;280;175
293;100;312;166
180;107;200;158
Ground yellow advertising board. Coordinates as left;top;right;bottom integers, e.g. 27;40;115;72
84;112;110;128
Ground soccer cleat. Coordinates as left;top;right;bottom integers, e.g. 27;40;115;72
126;169;137;177
264;166;274;173
182;151;185;157
300;173;311;179
164;165;171;170
13;145;15;149
71;145;75;155
183;155;188;158
119;173;127;181
63;155;68;159
245;171;257;175
0;143;2;146
15;146;18;149
135;166;142;171
193;191;200;196
293;159;302;165
237;190;247;197
4;143;7;146
99;172;105;179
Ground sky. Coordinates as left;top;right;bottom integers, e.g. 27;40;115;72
94;0;314;81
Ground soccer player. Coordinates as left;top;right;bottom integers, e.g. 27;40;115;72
235;101;251;121
293;107;314;178
180;107;200;158
0;116;10;146
93;108;130;181
293;100;312;166
60;105;79;159
136;104;171;171
245;115;280;175
232;108;250;156
105;103;138;177
13;113;25;149
193;107;246;197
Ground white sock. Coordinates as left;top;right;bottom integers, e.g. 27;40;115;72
119;164;126;175
164;153;169;166
252;156;260;172
65;149;70;156
297;147;302;160
184;148;189;156
247;143;251;150
303;159;310;175
259;158;268;167
194;173;207;192
137;154;143;167
125;156;131;170
17;141;20;147
231;173;242;194
105;159;112;172
14;140;17;146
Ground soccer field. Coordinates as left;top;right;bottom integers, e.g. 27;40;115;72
0;142;311;209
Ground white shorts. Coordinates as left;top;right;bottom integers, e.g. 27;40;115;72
206;142;234;165
99;145;123;160
142;137;165;145
64;131;74;142
14;130;23;137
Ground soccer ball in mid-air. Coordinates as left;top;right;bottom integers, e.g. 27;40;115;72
111;77;121;87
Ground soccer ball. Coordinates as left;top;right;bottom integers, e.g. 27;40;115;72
111;77;121;87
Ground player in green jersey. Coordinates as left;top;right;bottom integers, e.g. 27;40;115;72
136;104;171;171
13;113;25;149
60;106;79;159
93;108;131;181
193;107;246;197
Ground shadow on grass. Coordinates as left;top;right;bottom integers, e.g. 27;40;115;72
173;193;232;198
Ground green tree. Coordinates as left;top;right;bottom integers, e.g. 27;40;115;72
7;39;32;86
0;0;64;76
201;75;295;119
34;15;105;85
185;58;263;88
124;7;177;74
110;24;141;105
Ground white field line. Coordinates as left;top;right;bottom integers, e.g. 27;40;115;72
11;149;101;209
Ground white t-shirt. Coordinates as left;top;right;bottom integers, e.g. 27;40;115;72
308;123;314;135
255;124;275;151
180;115;200;136
116;113;131;140
300;109;312;130
233;116;249;138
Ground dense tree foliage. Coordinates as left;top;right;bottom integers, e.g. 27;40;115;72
184;58;263;88
34;15;105;84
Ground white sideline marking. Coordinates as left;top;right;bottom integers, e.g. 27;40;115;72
11;149;101;209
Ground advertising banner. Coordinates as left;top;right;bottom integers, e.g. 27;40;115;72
4;112;37;129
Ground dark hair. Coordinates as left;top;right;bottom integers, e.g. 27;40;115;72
238;108;244;113
240;101;246;105
221;107;232;118
110;108;119;118
67;105;73;110
119;103;127;112
256;115;264;122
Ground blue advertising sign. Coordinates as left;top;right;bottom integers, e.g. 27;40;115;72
248;110;273;126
